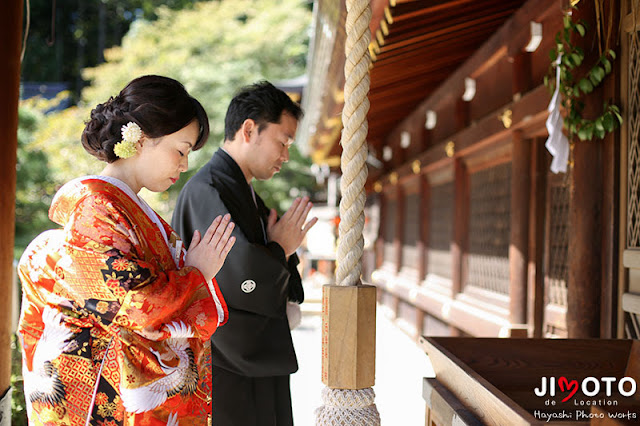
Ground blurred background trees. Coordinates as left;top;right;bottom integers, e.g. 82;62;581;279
16;0;316;256
22;0;211;98
14;3;316;422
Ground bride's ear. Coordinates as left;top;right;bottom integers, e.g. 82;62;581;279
137;134;148;148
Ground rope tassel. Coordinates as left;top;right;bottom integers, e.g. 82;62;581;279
315;388;381;425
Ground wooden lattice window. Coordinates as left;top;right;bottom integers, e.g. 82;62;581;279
427;181;454;280
543;172;570;338
625;310;640;339
625;30;640;339
546;177;570;307
402;192;420;270
466;163;511;294
628;32;640;249
383;197;397;265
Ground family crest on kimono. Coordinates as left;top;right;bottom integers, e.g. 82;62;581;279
17;75;236;425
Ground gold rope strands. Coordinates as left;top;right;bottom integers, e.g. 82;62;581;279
336;0;371;288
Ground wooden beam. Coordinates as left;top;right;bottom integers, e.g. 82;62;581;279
527;138;547;338
567;136;603;337
382;3;519;47
375;192;386;270
452;159;469;297
567;2;603;339
376;39;481;67
0;0;23;399
511;51;532;98
386;0;558;144
422;378;483;426
374;276;513;337
422;125;432;152
455;99;469;133
619;0;631;339
509;131;530;325
394;185;405;273
418;174;429;280
599;4;622;338
379;83;549;187
371;54;465;88
390;0;476;22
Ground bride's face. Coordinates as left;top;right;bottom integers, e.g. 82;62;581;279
135;120;199;193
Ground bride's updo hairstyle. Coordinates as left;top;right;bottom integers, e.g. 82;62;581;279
82;75;210;163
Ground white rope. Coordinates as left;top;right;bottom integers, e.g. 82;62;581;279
317;0;381;423
315;388;381;425
335;0;371;288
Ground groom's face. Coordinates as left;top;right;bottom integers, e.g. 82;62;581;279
248;112;297;181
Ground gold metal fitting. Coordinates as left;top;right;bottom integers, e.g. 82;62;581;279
445;141;455;158
499;109;513;129
389;172;398;185
380;20;389;36
412;160;421;174
376;29;385;46
384;7;393;24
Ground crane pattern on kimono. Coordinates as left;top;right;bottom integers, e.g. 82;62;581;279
23;306;73;407
120;321;199;413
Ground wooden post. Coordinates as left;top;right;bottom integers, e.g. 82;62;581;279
394;185;405;273
450;158;468;336
375;191;386;269
511;52;532;99
568;137;602;338
322;285;377;388
452;158;469;296
397;140;406;166
599;3;622;338
528;138;547;338
455;99;469;132
509;131;530;325
0;0;23;403
567;1;604;338
422;126;431;152
417;174;429;281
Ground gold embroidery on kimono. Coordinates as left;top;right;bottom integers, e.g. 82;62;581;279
18;177;228;425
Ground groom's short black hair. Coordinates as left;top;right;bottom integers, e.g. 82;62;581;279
224;81;303;141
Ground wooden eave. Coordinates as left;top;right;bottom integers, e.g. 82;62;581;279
301;0;389;167
304;0;529;167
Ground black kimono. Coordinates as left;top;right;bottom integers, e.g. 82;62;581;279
171;149;303;425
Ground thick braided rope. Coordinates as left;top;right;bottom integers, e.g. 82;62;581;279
335;0;371;288
315;388;381;425
316;1;381;424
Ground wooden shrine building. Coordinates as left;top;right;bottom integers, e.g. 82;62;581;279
301;1;640;422
301;0;640;343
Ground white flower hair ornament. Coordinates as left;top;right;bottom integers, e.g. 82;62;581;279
113;122;142;159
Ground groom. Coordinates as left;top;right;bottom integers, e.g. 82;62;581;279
172;81;317;425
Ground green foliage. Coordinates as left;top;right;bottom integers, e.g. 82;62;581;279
11;334;27;426
29;0;313;220
14;104;57;256
544;10;622;141
22;0;210;98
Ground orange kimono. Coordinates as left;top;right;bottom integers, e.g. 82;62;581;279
17;176;228;425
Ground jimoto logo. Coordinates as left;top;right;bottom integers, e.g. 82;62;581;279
534;376;637;402
533;376;638;422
